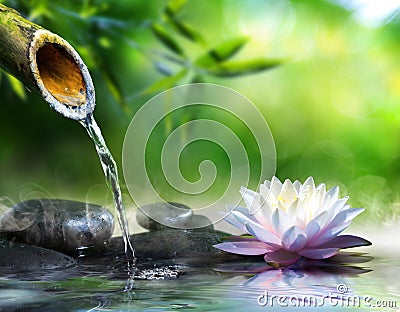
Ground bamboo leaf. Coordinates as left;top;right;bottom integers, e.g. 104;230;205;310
195;36;248;67
140;69;188;96
169;18;205;45
164;0;187;18
210;37;249;61
5;73;26;100
151;23;184;56
208;58;282;77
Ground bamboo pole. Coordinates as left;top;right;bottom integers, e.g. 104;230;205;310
0;4;95;120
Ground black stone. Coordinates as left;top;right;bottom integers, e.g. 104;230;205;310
0;239;76;271
136;202;214;231
107;229;236;260
0;199;114;254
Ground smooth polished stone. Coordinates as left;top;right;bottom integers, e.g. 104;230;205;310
136;202;214;230
0;199;114;254
0;239;76;271
107;229;236;260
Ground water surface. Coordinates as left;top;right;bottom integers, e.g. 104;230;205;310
0;250;398;311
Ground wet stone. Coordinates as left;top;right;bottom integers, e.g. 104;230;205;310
136;202;214;231
0;239;76;271
0;199;114;254
107;229;237;261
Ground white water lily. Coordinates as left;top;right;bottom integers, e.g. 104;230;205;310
214;177;371;266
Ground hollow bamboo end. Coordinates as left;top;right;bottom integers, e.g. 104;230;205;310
36;43;86;107
29;30;95;120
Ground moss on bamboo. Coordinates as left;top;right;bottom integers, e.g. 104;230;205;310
0;5;41;91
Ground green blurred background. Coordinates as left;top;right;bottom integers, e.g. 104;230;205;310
0;0;399;226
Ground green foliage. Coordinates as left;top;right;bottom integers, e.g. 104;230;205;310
204;37;249;63
164;0;187;18
0;0;281;113
151;23;185;56
195;37;249;67
168;18;205;45
3;72;26;100
139;1;283;103
207;58;282;77
0;0;399;225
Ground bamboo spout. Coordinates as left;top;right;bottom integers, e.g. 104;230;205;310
0;4;95;120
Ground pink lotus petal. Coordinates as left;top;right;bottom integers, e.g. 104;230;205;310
264;249;301;266
239;187;259;210
287;199;300;217
222;205;260;232
231;211;281;244
271;207;292;234
222;211;247;233
306;221;352;247
260;183;270;199
304;212;325;239
270;177;283;195
314;235;371;249
214;240;272;255
250;195;264;214
307;208;365;247
234;206;260;222
293;180;302;193
298;248;339;259
315;183;326;200
330;208;365;226
331;197;350;215
281;179;298;203
271;208;280;230
302;176;315;190
324;186;339;204
282;226;307;252
317;198;348;228
244;222;281;246
230;205;250;215
253;209;273;231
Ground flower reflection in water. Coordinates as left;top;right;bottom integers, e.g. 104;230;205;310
215;252;372;297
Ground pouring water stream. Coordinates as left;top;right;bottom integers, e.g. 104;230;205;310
80;114;136;274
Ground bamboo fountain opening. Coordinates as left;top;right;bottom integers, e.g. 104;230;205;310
36;43;86;108
28;29;95;120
